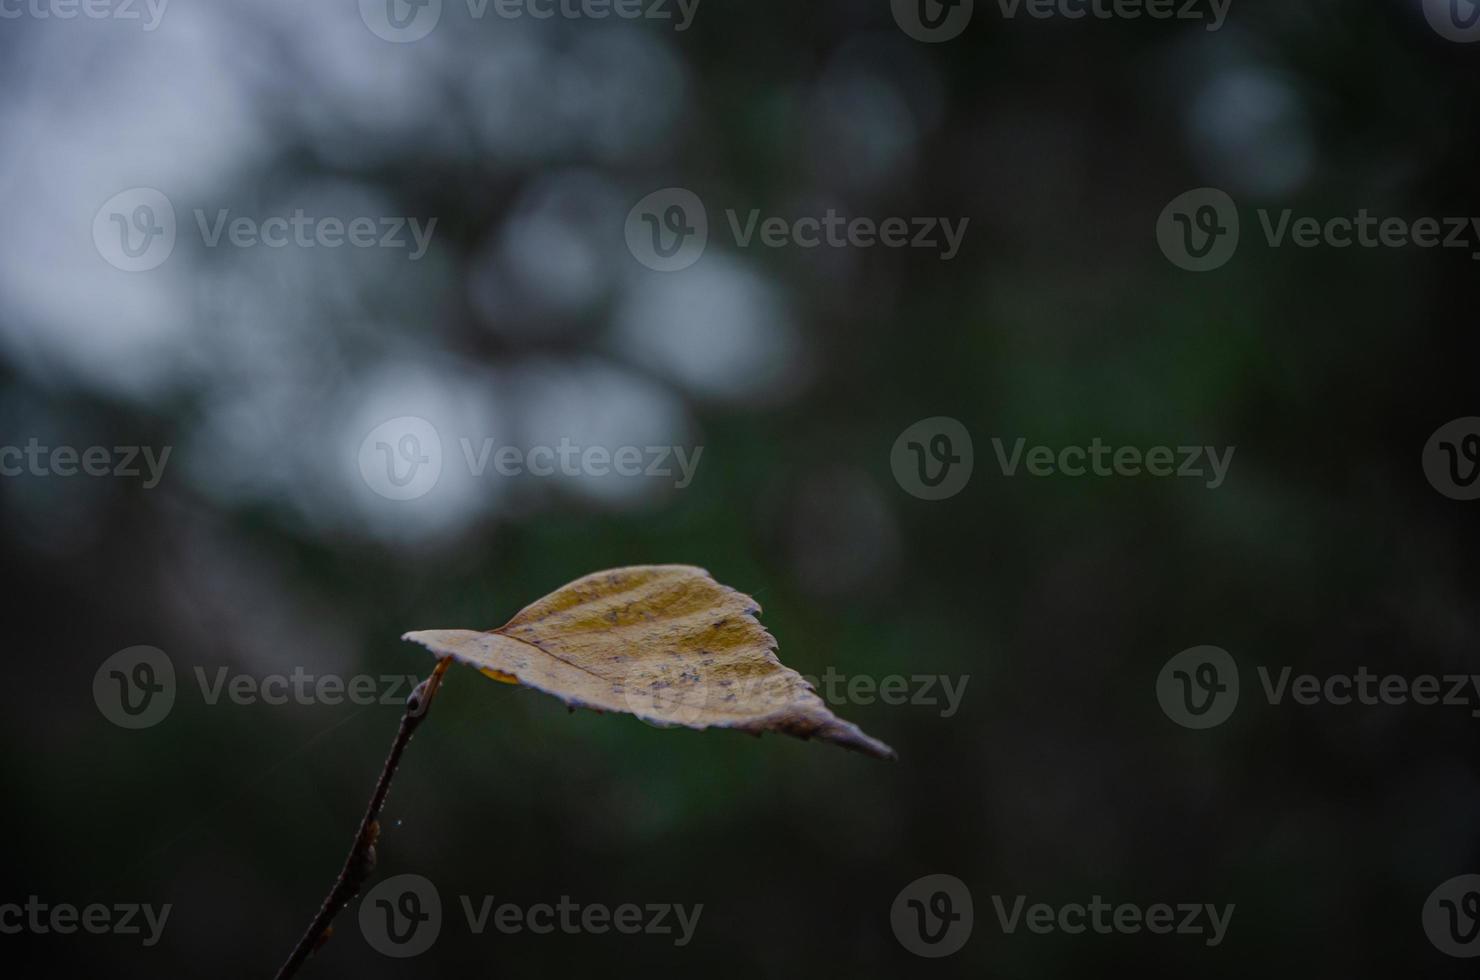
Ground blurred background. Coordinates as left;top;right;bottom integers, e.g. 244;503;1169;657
2;0;1479;975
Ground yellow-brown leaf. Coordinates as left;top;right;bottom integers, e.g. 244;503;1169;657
403;565;895;759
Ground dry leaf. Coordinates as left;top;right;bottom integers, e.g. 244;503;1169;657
403;564;895;760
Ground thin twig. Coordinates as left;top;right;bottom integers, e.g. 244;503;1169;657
274;656;453;980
